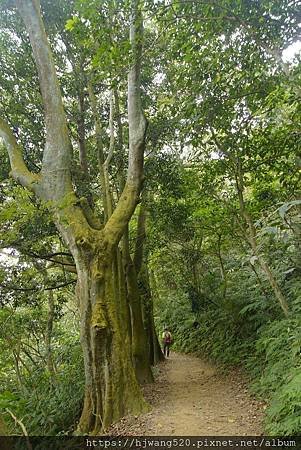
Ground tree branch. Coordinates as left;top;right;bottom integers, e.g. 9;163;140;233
127;0;147;185
0;118;41;192
16;0;73;200
6;409;32;449
103;90;115;218
104;0;147;246
0;279;76;292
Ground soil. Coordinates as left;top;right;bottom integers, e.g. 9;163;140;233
107;352;265;436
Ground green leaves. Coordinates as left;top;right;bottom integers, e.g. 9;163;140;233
266;370;301;435
0;391;19;411
65;17;79;31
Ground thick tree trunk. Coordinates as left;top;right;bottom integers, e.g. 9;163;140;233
116;247;132;346
123;228;153;384
126;260;154;384
140;265;165;365
68;236;147;433
134;202;164;364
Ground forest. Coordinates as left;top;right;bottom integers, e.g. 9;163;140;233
0;0;300;442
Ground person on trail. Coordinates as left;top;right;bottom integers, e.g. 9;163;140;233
162;327;172;357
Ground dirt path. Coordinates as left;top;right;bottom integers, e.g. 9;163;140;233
109;353;264;436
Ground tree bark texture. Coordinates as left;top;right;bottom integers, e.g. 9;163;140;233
140;264;165;365
134;204;164;364
123;227;153;384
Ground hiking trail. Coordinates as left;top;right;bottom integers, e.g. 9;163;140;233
109;352;264;435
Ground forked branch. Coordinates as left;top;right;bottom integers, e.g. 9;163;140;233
104;0;147;246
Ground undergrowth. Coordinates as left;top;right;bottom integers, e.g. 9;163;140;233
0;315;84;436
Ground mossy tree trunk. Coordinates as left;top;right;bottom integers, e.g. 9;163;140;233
139;264;165;364
65;232;147;433
0;0;148;434
134;202;164;364
123;227;154;384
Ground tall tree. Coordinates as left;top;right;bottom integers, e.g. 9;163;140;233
0;0;148;433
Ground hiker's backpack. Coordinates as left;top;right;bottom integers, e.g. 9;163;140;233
164;331;171;344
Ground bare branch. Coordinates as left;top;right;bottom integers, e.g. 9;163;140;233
6;409;32;449
0;279;76;292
